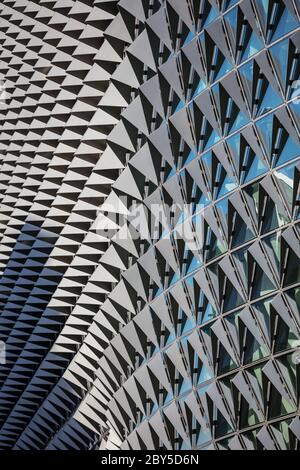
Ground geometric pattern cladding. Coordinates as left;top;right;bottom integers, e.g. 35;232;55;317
0;0;299;451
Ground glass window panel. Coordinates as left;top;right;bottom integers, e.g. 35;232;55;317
272;7;298;42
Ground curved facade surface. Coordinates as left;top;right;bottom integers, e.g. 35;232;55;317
0;0;300;451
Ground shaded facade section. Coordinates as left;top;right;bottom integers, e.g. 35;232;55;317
0;0;300;451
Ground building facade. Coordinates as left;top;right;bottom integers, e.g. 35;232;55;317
0;0;299;451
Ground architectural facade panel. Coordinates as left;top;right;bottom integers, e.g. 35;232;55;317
0;0;299;451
